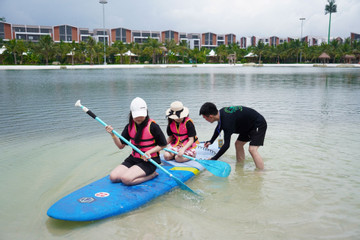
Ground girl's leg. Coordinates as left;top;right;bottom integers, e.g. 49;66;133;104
121;165;158;185
174;148;196;162
163;151;175;161
174;155;190;162
110;164;129;183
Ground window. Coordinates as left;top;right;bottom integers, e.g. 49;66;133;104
66;26;72;35
205;33;213;45
59;26;73;41
80;30;89;34
27;28;39;33
41;28;51;33
14;27;26;32
29;35;40;41
0;23;4;39
17;34;26;39
59;26;65;35
97;30;106;35
134;38;142;43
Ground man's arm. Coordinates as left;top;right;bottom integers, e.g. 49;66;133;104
210;132;231;160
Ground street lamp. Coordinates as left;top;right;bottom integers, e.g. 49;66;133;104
299;17;305;63
99;0;108;65
299;18;305;41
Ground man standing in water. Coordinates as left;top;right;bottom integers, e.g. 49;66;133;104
199;102;267;170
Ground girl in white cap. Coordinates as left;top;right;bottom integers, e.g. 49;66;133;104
105;97;167;185
164;101;199;162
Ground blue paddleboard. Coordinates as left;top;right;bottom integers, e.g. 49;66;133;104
47;143;218;221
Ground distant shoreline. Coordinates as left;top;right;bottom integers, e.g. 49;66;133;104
0;63;359;70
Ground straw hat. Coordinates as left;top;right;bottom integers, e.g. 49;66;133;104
130;97;147;118
166;101;189;119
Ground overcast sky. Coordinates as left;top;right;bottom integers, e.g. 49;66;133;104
1;0;359;39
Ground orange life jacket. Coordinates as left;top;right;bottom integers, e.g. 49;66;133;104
169;117;199;149
128;119;158;158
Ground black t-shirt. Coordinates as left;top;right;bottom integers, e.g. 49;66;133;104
209;106;266;160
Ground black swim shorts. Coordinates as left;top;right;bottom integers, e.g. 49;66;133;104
122;155;160;175
237;123;267;146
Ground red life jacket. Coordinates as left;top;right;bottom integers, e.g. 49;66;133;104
169;117;199;149
128;119;158;158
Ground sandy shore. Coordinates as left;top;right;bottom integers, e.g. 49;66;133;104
0;63;359;70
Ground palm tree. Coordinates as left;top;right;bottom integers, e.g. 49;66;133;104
69;40;77;65
143;38;162;64
289;39;301;63
164;39;177;63
95;42;105;64
76;42;87;64
54;40;71;64
112;40;127;64
216;44;228;63
178;40;189;63
86;37;96;64
38;35;54;65
253;40;265;64
325;0;337;44
6;39;19;64
16;40;26;64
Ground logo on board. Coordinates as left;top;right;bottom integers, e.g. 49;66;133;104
78;192;110;203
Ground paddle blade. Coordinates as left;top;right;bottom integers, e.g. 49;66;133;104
195;159;231;177
172;176;200;196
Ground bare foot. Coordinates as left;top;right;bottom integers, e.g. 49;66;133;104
149;171;159;179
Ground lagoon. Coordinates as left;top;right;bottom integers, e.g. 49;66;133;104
0;66;360;239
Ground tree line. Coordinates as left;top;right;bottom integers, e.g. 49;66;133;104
0;35;359;65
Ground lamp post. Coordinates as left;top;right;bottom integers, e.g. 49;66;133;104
99;0;108;65
299;17;305;63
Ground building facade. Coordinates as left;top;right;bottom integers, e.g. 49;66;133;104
1;21;358;49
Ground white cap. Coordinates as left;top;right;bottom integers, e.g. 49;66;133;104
130;97;147;118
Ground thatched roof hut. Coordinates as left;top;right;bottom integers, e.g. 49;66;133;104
344;54;356;64
319;52;330;63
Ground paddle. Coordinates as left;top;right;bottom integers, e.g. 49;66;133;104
164;148;231;177
75;100;199;196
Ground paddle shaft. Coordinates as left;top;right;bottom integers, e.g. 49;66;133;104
164;148;196;161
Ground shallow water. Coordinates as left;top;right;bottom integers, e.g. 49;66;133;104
1;66;360;240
